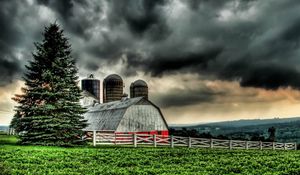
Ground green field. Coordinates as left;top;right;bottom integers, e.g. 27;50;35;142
1;134;300;175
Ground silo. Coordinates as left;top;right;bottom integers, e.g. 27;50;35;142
81;74;100;101
130;79;148;99
103;74;124;103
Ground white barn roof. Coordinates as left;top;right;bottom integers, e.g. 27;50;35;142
83;97;168;132
80;90;99;107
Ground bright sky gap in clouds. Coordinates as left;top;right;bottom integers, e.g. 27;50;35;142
1;0;300;125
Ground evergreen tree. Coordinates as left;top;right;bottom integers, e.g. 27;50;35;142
11;23;87;146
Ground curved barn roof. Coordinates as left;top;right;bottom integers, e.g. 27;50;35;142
83;97;168;131
88;97;143;112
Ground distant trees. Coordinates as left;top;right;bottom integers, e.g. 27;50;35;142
169;128;226;139
268;126;276;142
250;133;266;141
168;128;273;141
169;128;212;138
11;23;87;146
169;127;273;141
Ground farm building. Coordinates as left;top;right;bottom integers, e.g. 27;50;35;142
83;97;169;136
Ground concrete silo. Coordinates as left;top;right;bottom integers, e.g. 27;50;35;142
103;74;124;103
130;79;148;99
81;74;100;101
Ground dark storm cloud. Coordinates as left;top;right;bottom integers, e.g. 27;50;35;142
31;0;300;90
2;0;300;92
0;56;21;86
107;0;170;41
36;0;74;19
118;0;300;90
184;0;232;11
84;61;100;72
36;0;102;39
154;87;225;108
0;0;106;88
220;62;300;90
0;0;28;86
152;80;267;108
185;0;258;11
126;47;223;77
87;33;131;61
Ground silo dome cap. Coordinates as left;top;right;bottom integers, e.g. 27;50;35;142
133;79;148;87
104;74;123;81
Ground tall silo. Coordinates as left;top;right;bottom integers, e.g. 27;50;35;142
81;74;100;101
103;74;124;103
130;79;148;99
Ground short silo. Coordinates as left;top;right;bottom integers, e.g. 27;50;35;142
81;74;100;101
103;74;124;103
130;79;148;99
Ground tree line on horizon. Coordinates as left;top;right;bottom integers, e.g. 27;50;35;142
169;126;277;142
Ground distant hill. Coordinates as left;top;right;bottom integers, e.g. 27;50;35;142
169;117;300;128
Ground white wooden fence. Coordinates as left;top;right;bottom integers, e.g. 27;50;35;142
88;131;297;150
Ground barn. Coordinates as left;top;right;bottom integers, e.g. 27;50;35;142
83;97;169;136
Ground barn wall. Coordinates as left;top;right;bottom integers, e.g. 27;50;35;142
116;105;168;132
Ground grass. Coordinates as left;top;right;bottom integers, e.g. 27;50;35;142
0;132;18;145
1;134;300;175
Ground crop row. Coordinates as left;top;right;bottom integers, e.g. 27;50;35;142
1;144;300;175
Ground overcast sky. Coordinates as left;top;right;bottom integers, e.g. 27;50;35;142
1;0;300;125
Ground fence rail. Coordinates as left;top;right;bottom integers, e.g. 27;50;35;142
88;131;297;150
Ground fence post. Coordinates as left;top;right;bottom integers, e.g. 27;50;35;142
188;137;192;148
114;133;116;145
93;130;96;147
260;141;263;150
229;140;232;150
284;143;287;150
245;141;248;150
210;138;213;149
153;134;157;147
170;135;174;148
272;142;275;150
133;133;137;148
